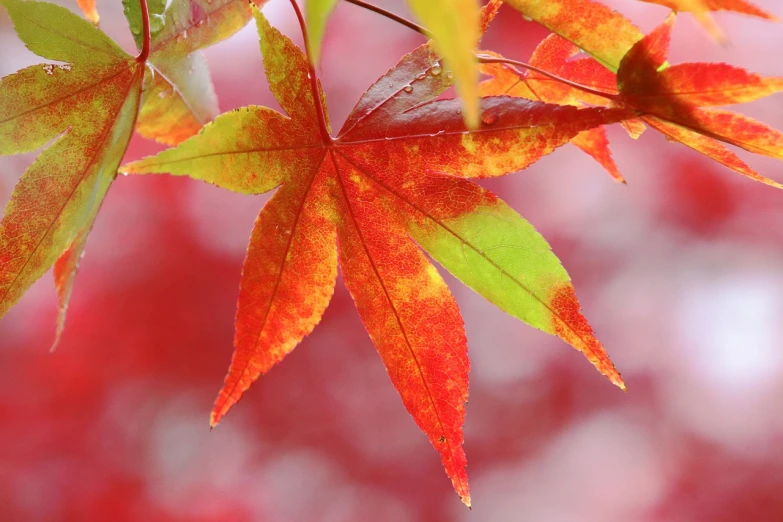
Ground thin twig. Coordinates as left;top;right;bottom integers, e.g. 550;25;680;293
136;0;151;63
476;55;619;102
344;0;431;38
345;0;620;103
288;0;333;143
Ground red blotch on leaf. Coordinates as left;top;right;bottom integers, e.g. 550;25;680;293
550;283;626;390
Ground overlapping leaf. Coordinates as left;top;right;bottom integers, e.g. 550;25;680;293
479;36;625;183
122;7;630;504
0;0;259;347
617;14;783;186
489;9;783;186
0;0;144;335
123;0;254;145
407;0;481;128
503;0;645;71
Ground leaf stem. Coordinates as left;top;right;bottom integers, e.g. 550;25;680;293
345;0;619;103
288;0;332;143
344;0;431;38
136;0;151;63
475;55;619;102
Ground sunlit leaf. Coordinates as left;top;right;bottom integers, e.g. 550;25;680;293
407;0;481;128
123;6;630;504
503;0;645;71
617;13;783;185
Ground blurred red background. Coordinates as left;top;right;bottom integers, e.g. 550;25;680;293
2;1;783;520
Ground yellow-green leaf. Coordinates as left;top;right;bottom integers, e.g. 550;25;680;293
407;0;481;128
306;0;339;65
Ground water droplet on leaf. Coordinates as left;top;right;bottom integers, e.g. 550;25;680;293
430;65;442;76
403;85;413;93
482;112;497;125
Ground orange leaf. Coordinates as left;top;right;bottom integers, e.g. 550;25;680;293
123;7;629;503
643;116;783;189
617;13;783;184
503;0;645;71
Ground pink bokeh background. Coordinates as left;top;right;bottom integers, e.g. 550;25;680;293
2;1;783;520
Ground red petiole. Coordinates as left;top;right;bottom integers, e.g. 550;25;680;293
288;0;333;144
136;0;151;63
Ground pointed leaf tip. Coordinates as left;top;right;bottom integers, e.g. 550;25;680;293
550;283;625;390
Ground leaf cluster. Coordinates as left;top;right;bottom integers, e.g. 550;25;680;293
1;0;782;505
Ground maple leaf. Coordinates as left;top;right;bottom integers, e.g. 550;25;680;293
616;14;783;187
483;11;783;187
407;0;481;128
0;0;145;334
0;0;255;347
123;0;254;146
123;6;630;504
637;0;777;41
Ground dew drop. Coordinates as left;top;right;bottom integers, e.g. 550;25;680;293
430;64;442;76
403;84;413;93
159;90;169;99
446;71;454;79
42;64;54;75
522;15;533;22
182;30;188;39
482;112;497;125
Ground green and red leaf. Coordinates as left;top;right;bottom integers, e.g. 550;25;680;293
123;6;630;503
0;0;143;325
